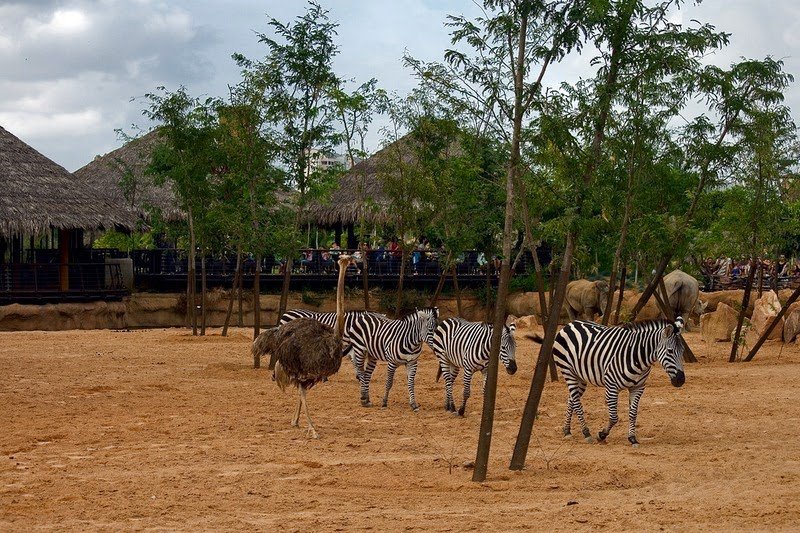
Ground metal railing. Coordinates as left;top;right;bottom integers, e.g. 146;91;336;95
127;248;499;278
0;263;126;294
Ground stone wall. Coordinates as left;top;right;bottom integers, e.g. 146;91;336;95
0;291;489;332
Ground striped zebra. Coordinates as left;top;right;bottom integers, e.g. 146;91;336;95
431;318;518;416
532;317;686;447
279;309;386;379
347;307;439;411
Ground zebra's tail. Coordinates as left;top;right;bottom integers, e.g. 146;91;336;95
526;333;544;344
436;366;442;382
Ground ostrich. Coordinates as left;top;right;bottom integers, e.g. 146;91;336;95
252;255;350;438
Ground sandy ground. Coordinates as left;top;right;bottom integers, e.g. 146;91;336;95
1;326;799;532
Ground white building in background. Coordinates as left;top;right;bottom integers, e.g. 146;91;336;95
305;148;362;176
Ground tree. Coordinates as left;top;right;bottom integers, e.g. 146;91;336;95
239;1;342;322
144;86;219;336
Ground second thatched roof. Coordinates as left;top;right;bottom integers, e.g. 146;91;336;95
304;136;417;227
74;130;182;223
0;125;134;237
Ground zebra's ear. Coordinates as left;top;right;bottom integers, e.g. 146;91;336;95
508;323;517;333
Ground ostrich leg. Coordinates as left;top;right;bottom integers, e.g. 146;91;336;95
299;386;319;439
291;387;302;427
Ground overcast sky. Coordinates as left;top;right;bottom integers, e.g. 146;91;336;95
1;0;798;172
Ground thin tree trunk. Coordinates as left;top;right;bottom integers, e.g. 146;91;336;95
452;265;463;318
653;277;697;363
395;247;407;317
510;231;576;470
200;253;207;336
630;254;670;321
222;246;242;337
253;253;262;343
237;264;244;327
187;209;197;336
744;284;800;362
730;258;757;362
362;253;370;310
429;252;451;308
278;257;292;324
613;263;627;325
757;262;764;299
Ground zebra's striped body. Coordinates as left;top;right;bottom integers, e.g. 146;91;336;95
279;309;387;379
347;307;439;411
548;317;686;446
431;318;518;416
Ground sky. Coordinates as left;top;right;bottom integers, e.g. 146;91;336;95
0;0;799;172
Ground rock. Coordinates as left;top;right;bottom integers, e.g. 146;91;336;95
700;302;740;342
783;302;800;343
515;315;538;330
700;290;754;316
751;291;783;341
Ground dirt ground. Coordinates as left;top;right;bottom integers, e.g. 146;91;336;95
1;326;799;531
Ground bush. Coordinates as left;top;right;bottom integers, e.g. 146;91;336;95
379;289;428;315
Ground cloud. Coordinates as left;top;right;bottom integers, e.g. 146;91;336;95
0;0;797;172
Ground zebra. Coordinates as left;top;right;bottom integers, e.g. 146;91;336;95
279;309;386;379
531;317;686;447
347;307;439;411
431;318;518;416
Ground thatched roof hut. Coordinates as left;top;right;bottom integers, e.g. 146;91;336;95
0;125;134;237
74;130;182;222
305;137;415;227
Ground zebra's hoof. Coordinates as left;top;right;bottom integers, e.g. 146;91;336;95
457;408;466;417
361;400;372;408
563;432;573;439
584;436;595;444
381;400;388;408
631;443;639;449
411;404;420;412
598;431;608;442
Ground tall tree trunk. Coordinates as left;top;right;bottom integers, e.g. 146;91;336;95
278;257;293;323
744;284;800;362
362;254;370;310
200;253;207;336
452;265;463;318
395;247;407;317
253;253;262;343
613;263;627;325
485;263;492;322
629;254;670;321
429;253;452;308
510;232;576;470
187;209;197;336
222;246;242;337
237;265;244;327
730;258;757;362
757;262;764;299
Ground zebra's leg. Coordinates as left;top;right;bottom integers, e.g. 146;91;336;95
561;376;583;438
360;357;377;407
627;387;646;447
441;363;457;412
350;350;363;382
406;360;420;411
458;368;474;416
567;381;592;443
382;362;397;408
598;387;620;442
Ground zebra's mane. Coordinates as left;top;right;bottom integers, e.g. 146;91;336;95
395;307;438;321
617;319;673;332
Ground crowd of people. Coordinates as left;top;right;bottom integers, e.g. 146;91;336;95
291;236;502;277
700;255;799;290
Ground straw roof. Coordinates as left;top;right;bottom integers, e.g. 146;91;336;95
0;125;134;237
74;130;183;223
304;137;415;227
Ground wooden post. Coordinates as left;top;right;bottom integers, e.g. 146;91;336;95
59;228;70;291
743;284;800;362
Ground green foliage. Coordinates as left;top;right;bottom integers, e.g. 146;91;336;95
93;230;154;251
301;289;324;307
379;289;427;316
